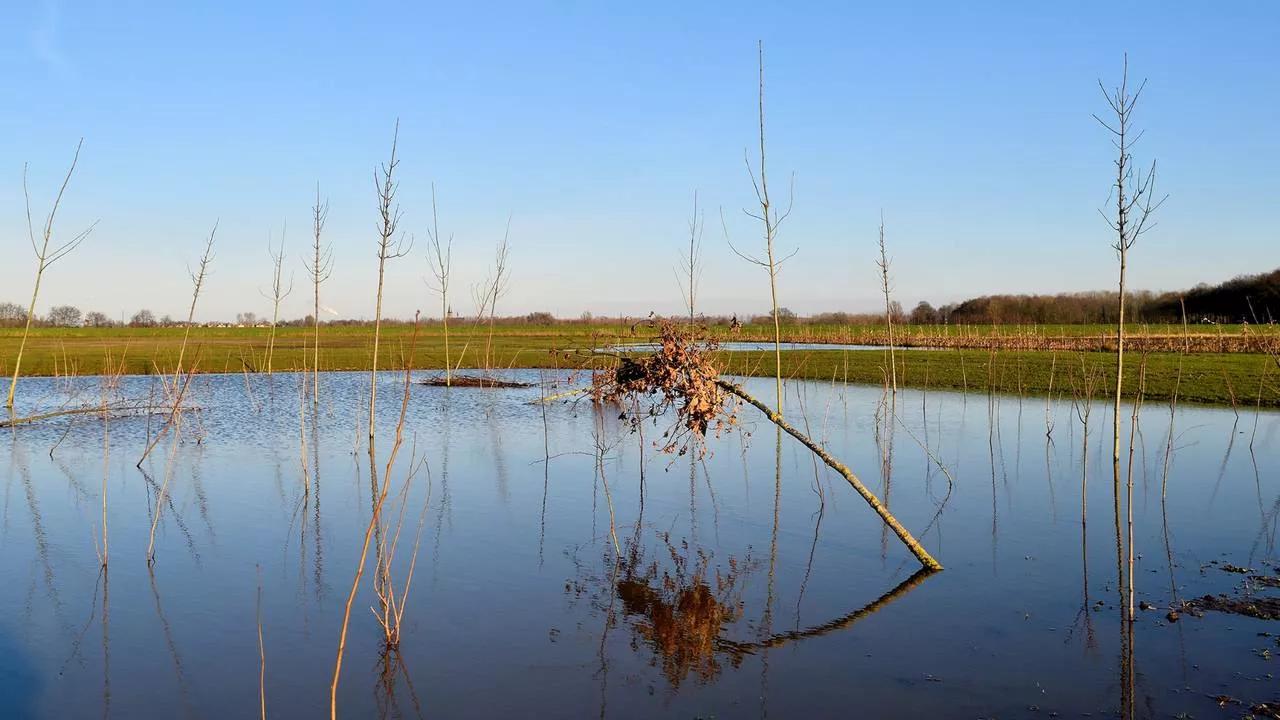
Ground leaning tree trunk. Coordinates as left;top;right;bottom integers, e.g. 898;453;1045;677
716;378;942;571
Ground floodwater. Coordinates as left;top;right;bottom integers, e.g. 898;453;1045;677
1;370;1278;719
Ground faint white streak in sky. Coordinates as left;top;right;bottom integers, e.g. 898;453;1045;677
320;304;341;317
30;0;69;76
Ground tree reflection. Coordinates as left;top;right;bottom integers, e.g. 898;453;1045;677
569;528;938;694
570;531;752;690
613;532;750;688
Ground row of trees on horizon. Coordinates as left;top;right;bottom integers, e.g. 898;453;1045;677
4;264;1276;331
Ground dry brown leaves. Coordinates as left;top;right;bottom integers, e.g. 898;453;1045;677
590;320;739;457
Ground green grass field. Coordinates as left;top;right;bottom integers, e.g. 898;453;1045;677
2;323;1277;407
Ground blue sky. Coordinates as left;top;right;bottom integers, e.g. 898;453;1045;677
1;1;1276;322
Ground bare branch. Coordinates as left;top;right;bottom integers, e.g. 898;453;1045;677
305;186;334;283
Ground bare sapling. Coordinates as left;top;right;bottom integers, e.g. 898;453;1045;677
262;222;294;377
371;326;432;650
7;139;98;411
304;186;333;403
726;40;796;415
370;121;412;444
371;441;430;650
480;220;512;375
677;191;704;329
424;184;453;385
174;228;216;386
137;228;216;467
876;215;897;398
332;313;425;719
144;368;197;564
445;224;511;383
1095;53;1165;465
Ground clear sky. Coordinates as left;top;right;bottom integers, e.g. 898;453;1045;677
1;1;1276;323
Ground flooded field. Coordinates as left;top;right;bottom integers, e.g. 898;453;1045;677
2;370;1278;718
607;341;894;352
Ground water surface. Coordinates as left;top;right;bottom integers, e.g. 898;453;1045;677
2;370;1278;718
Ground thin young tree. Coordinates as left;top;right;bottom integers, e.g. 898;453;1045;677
727;41;795;415
261;222;294;376
370;121;412;444
304;185;333;403
7;139;97;411
137;227;215;468
469;220;512;377
424;184;453;386
1095;54;1164;464
174;229;216;385
1096;54;1165;625
876;214;897;397
677;191;704;328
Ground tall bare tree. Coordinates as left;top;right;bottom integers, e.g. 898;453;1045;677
262;222;294;376
727;41;795;415
370;121;412;444
7;139;97;411
1096;54;1164;464
304;185;333;403
876;214;897;397
425;184;453;386
1097;54;1165;625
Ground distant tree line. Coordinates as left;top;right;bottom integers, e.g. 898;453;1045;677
3;268;1275;329
931;268;1280;325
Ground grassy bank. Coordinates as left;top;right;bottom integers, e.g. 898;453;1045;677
2;325;1277;408
718;347;1279;409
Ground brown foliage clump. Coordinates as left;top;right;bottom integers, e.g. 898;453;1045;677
612;533;750;688
591;321;739;457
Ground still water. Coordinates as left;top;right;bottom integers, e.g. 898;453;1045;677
2;370;1277;718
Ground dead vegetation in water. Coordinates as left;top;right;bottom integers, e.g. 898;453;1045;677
1174;564;1280;620
590;321;740;457
1179;594;1280;621
590;319;943;570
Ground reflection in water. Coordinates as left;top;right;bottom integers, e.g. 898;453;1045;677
189;453;216;545
794;392;826;627
432;393;453;589
761;428;783;717
4;436;13;542
1066;512;1096;652
148;568;191;716
876;392;895;563
311;402;326;603
602;531;751;689
538;373;552;569
138;466;201;566
570;522;940;699
1209;417;1240;508
487;400;510;504
374;648;424;720
719;567;935;653
102;569;110;720
20;451;71;638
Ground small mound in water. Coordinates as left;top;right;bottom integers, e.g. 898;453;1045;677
416;374;531;389
1180;593;1280;620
